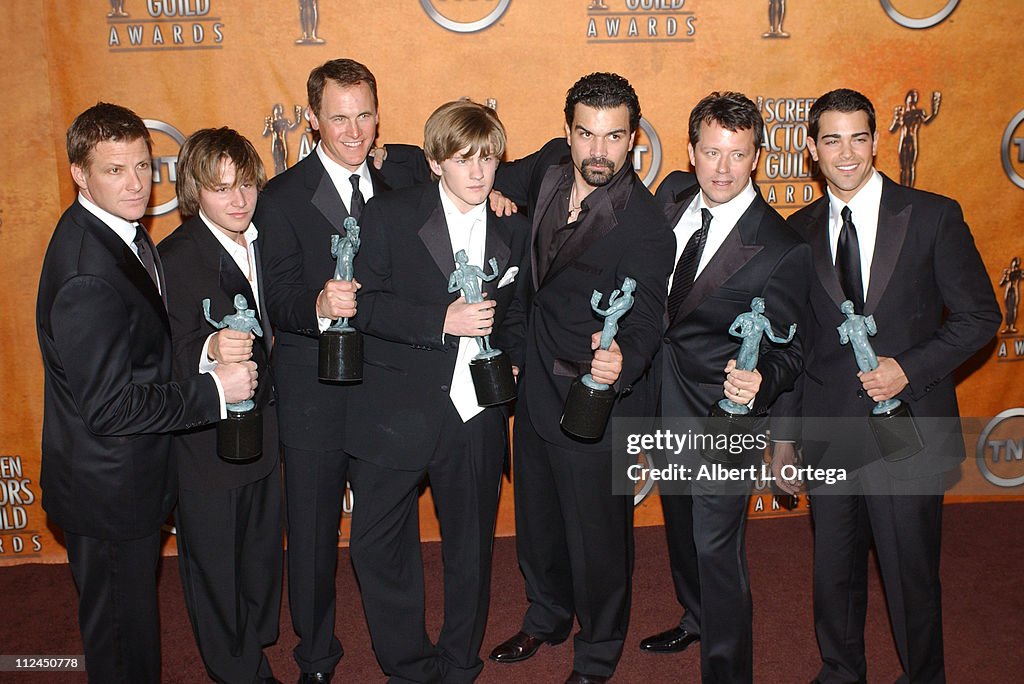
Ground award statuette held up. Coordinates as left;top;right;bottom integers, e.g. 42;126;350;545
448;249;516;406
837;299;923;462
319;217;363;382
704;297;796;464
204;295;264;463
561;277;636;440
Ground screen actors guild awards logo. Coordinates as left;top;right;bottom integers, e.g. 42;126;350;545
108;0;128;17
999;257;1022;335
888;89;940;188
296;0;325;44
263;104;305;176
879;0;960;29
762;0;789;38
587;0;696;43
420;0;511;34
1001;108;1024;190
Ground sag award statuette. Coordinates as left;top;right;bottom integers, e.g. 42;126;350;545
448;249;516;406
319;216;363;382
204;295;264;463
837;300;923;461
704;297;796;463
561;277;636;440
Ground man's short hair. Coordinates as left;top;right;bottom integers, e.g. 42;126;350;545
808;88;876;140
423;100;506;164
564;72;641;132
175;127;267;219
688;91;765;149
307;58;378;116
66;102;152;169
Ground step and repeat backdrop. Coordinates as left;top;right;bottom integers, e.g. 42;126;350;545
1;0;1023;564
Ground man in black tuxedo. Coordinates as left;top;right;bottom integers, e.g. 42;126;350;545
159;127;283;684
638;92;812;683
36;103;257;683
487;73;674;684
771;89;999;684
343;100;529;683
255;59;429;683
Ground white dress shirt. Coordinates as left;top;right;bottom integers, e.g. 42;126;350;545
826;169;883;302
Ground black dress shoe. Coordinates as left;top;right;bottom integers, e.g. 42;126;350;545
297;673;331;684
565;671;609;684
489;631;564;663
638;626;700;653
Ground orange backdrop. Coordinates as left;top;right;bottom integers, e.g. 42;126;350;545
2;0;1023;564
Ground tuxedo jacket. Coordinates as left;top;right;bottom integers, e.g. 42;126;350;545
255;145;429;449
653;172;811;431
343;183;531;470
157;216;279;491
496;138;675;450
777;174;999;470
36;201;220;540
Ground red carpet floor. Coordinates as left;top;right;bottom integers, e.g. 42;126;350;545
1;501;1021;683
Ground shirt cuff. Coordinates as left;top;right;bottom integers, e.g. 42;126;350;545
199;333;218;373
204;369;228;419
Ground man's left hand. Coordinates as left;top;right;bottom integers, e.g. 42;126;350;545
858;356;908;402
489;190;518;217
590;333;622;386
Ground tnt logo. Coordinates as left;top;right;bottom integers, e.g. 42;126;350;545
879;0;960;29
420;0;511;33
143;119;186;217
1001;109;1024;190
977;409;1024;488
633;118;663;188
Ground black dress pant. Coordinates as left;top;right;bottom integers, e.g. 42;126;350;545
282;445;349;674
176;464;283;683
348;403;504;684
513;400;634;679
64;529;162;684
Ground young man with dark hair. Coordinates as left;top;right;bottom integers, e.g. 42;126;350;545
488;73;675;684
255;58;430;683
640;91;811;683
37;104;256;683
772;88;999;684
159;127;282;684
343;99;529;683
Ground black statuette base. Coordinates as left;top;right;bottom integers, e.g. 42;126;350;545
218;408;263;464
561;377;616;441
319;328;363;382
470;352;516;407
869;402;924;462
701;402;752;465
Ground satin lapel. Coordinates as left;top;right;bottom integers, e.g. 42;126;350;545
530;164;566;290
671;205;763;324
865;177;911;315
543;184;618;287
309;163;349;234
803;199;847;309
80;209;169;329
253;242;272;353
417;191;455;281
482;208;512;299
665;184;699;226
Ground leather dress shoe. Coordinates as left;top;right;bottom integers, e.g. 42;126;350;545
297;673;331;683
565;671;609;684
255;678;282;684
638;626;700;653
489;631;563;663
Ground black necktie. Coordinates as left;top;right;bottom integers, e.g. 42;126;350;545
836;205;864;313
349;174;365;221
667;208;712;320
132;225;160;291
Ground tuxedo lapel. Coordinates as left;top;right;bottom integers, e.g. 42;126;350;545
530;164;565;290
417;190;456;281
670;198;765;324
482;208;512;299
802;198;848;309
865;176;911;315
368;163;392;196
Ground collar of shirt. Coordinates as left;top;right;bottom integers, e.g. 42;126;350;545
439;182;487;263
199;210;261;310
827;168;882;296
77;192;139;251
316;142;373;212
672;179;757;279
